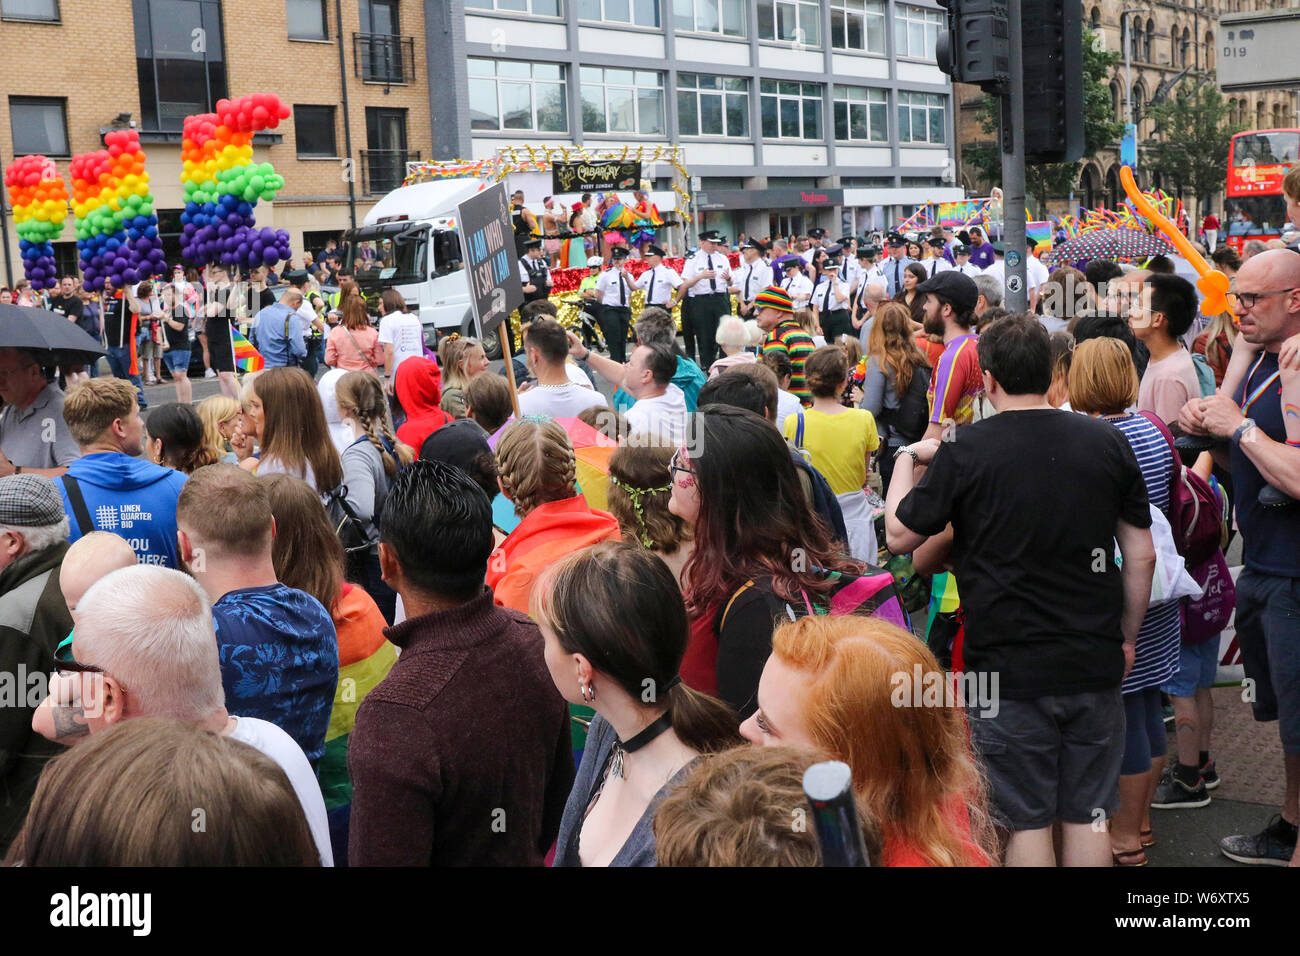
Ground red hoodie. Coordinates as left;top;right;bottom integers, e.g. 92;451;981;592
395;357;452;453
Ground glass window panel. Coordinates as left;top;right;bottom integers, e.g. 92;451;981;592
779;80;799;96
286;0;328;39
10;100;67;155
635;71;660;86
834;101;848;140
581;66;603;82
498;60;531;78
608;86;635;131
533;0;561;14
894;19;905;53
633;0;657;26
725;92;748;135
760;79;777;93
500;82;533;129
897;102;910;141
537;82;567;132
866;14;883;52
780;98;799;137
606;68;635;85
579;0;601;17
468;78;500;129
803;99;820;139
929;104;944;143
761;95;778;137
700;92;723;134
638;88;664;133
582;85;607;132
721;0;744;35
725;78;745;91
848;11;865;49
465;0;493;7
908;21;924;55
677;90;699;135
606;0;631;20
673;0;692;31
498;0;527;10
696;0;718;31
798;3;818;45
534;63;561;80
850;102;867;139
757;1;774;38
776;3;795;39
699;75;720;90
467;58;494;76
869;101;887;139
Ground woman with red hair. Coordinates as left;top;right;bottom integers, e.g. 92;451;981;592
740;614;996;867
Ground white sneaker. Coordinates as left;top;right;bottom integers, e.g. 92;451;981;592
204;369;216;378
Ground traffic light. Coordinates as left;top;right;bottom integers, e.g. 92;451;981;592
1023;0;1084;163
936;0;1011;94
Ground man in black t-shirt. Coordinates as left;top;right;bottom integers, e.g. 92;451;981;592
47;276;85;326
886;315;1156;867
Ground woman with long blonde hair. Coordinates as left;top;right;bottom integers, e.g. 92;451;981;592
740;615;995;867
335;370;414;622
863;301;932;491
438;335;491;417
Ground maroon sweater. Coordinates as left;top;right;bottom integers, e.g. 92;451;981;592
347;588;574;866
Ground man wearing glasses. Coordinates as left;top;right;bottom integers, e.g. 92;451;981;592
1179;248;1300;867
0;474;74;855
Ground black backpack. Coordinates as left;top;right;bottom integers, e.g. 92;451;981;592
877;365;931;446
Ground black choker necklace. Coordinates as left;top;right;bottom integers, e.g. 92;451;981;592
609;710;674;779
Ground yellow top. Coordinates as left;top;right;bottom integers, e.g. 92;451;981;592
783;406;880;496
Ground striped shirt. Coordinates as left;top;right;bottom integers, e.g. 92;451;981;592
762;320;817;402
1112;413;1179;694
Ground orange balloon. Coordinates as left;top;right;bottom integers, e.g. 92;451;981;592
1119;166;1233;317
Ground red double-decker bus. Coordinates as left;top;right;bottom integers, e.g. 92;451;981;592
1224;128;1300;252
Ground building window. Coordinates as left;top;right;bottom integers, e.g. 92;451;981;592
465;0;563;15
363;107;412;194
672;0;745;35
758;0;821;47
580;0;659;26
581;67;665;135
133;0;229;131
1143;17;1152;61
677;74;749;137
760;80;823;140
842;175;894;186
833;85;887;142
900;176;941;186
894;5;942;59
286;0;327;38
9;97;69;156
830;0;885;54
2;0;59;21
897;91;945;144
293;105;337;157
468;59;568;132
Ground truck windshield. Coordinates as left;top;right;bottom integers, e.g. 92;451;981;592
344;226;428;288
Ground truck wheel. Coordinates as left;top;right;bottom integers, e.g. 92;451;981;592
479;327;503;361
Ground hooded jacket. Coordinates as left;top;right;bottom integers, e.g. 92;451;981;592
57;452;188;568
395;357;452;454
485;495;621;613
0;540;72;855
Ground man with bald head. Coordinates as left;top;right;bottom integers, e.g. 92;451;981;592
1179;248;1300;866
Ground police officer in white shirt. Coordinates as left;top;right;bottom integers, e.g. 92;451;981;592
921;237;954;279
777;255;814;311
952;243;983;278
855;243;887;295
834;235;862;291
881;232;916;298
812;244;853;342
595;246;634;363
635;244;681;310
800;227;827;264
676;229;732;368
518;238;552;304
730;238;774;317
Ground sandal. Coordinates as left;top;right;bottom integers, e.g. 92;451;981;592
1140;827;1156;848
1113;848;1148;867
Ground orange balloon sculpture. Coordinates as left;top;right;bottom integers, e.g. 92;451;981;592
1120;165;1233;316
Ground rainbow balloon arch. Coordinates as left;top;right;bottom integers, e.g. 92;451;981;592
3;92;296;293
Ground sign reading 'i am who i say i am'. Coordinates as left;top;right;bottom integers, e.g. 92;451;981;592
456;181;524;337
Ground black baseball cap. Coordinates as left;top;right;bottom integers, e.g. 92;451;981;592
915;271;979;313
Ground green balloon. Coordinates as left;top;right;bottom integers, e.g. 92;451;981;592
140;202;152;216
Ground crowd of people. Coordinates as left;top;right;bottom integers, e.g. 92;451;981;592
2;167;1300;869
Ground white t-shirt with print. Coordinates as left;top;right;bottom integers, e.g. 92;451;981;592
377;311;425;376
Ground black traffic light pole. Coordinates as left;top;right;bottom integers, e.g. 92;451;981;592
1001;0;1028;312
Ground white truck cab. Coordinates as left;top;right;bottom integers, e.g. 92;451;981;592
341;179;510;355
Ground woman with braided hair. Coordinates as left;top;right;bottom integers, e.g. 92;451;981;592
607;439;692;588
335;370;414;623
486;417;621;612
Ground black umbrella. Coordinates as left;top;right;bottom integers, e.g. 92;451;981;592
0;303;107;364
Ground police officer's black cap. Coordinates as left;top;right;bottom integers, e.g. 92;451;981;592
699;229;721;241
284;270;310;285
522;238;542;250
808;227;827;239
836;236;855;246
740;238;764;252
610;246;630;259
886;232;906;246
954;243;972;256
646;244;667;257
824;243;844;256
927;236;947;248
856;245;879;259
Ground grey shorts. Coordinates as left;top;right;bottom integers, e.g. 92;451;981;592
1234;569;1300;754
967;688;1124;831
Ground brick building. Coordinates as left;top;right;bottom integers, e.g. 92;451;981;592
955;0;1297;221
1;0;430;286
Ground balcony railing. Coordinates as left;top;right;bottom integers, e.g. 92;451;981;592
353;32;415;85
361;149;419;195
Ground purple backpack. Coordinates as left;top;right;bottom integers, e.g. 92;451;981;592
1181;551;1235;645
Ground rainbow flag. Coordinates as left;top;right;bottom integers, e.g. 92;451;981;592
231;328;264;372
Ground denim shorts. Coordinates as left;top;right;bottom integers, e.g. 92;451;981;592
1234;569;1300;754
967;687;1125;830
163;349;192;372
1161;638;1220;697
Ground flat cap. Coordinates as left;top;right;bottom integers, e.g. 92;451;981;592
0;474;67;528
